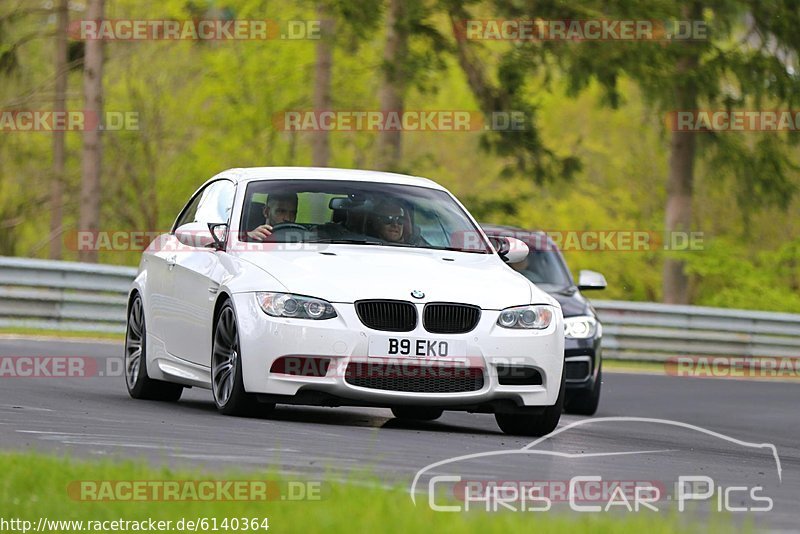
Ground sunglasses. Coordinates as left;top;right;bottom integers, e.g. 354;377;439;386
377;215;404;226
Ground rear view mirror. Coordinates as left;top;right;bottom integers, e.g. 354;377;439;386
329;196;366;210
328;197;350;210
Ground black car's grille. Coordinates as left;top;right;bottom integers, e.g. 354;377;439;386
355;300;417;332
565;359;592;381
344;362;485;393
423;303;481;334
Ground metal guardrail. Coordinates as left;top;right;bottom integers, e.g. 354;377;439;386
594;300;800;361
1;256;799;362
0;256;135;333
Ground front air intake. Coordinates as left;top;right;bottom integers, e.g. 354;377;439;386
345;362;485;393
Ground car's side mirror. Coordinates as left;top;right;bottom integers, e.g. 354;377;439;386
578;269;607;290
174;222;226;250
489;236;529;263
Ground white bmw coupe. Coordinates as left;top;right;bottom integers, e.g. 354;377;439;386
125;167;565;435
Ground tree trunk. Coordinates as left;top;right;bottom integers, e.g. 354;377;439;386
663;44;699;304
376;0;407;171
448;10;505;113
663;120;696;303
311;3;333;167
78;0;104;263
49;0;68;260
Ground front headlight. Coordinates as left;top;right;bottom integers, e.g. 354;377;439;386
564;316;599;339
496;305;554;329
256;292;337;320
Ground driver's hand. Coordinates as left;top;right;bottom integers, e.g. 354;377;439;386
247;224;273;241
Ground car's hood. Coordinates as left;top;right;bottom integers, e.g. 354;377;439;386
236;245;554;310
548;287;593;317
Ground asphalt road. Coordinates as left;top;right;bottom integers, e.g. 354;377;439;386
0;337;797;531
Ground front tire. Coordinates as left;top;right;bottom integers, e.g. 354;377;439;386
565;364;602;416
495;366;565;436
391;406;444;421
212;302;272;417
124;294;183;402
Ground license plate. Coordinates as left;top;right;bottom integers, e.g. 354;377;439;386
368;336;467;360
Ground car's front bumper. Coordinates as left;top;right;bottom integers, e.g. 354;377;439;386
233;293;564;411
564;335;601;392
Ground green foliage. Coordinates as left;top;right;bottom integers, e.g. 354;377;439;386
684;236;800;312
1;0;799;312
0;452;727;533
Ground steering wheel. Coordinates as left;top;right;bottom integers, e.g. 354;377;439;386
270;222;308;232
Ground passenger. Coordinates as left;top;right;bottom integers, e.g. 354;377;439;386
367;200;406;243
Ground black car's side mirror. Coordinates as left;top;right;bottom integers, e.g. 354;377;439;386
577;269;607;290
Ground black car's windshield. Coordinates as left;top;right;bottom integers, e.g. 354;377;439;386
484;230;573;290
239;179;492;254
511;249;573;291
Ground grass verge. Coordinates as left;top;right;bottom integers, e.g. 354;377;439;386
603;359;666;374
0;328;124;342
0;452;737;533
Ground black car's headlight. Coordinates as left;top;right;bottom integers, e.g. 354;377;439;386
564;316;599;339
496;305;554;330
256;292;337;320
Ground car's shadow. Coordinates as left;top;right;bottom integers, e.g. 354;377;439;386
175;398;502;436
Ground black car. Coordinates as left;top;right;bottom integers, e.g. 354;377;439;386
482;225;606;415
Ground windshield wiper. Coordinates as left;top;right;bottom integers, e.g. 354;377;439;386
311;238;417;248
311;240;485;251
429;246;491;254
310;238;385;246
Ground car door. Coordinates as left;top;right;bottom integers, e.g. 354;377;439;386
162;179;236;367
144;190;204;345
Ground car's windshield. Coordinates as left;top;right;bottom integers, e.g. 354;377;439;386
510;248;573;290
484;230;573;289
239;179;493;254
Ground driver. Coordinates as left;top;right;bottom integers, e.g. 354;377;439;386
367;200;406;243
247;192;298;241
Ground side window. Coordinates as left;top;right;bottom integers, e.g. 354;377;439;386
173;180;235;231
195;181;235;224
173;194;202;230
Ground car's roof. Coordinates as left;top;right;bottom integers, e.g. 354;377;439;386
217;166;445;190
